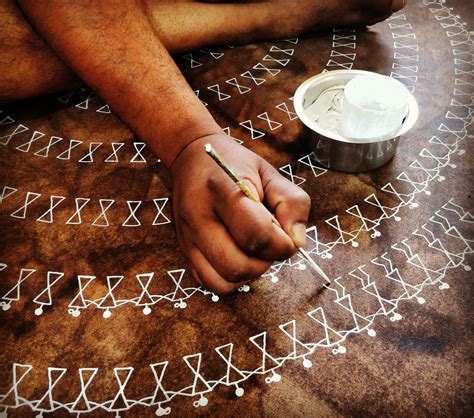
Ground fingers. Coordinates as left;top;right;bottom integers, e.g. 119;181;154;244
185;243;250;295
178;212;271;283
391;0;407;13
259;161;311;248
208;174;296;261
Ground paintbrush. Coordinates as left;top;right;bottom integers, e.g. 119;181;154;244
205;143;331;284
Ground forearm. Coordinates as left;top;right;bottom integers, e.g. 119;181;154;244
18;0;222;168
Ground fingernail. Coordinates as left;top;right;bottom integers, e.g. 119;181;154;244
392;0;406;13
291;223;307;247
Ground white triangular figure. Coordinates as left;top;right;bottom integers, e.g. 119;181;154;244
263;54;290;66
0;186;17;205
362;281;397;315
0;363;33;407
257;112;282;130
152;198;171;225
75;92;96;109
130;142;147;163
150;362;171;403
270;45;294;55
325;215;357;244
36;195;66;223
182;53;202;68
225;78;251;94
278;320;313;359
33;271;64;314
248;332;280;373
282;37;298;44
386;268;419;298
0;110;14;125
253;62;280;76
335;293;370;331
70;368;98;411
98;275;124;315
168;269;190;301
0;124;28;146
215;343;246;384
182;353;212;394
239;120;265;140
35;367;67;412
68;275;95;312
122;201;142;227
135;273;155;309
66;198;90;225
110;367;134;410
298;152;328;178
10;192;41;219
78;142;102;163
207;84;231;101
34;136;63;157
279;164;306;185
306;307;344;346
2;268;36;305
92;199;115;227
104;142;124;163
56;139;82;160
240;71;265;86
15;130;45;153
57;87;85;103
96;104;111;114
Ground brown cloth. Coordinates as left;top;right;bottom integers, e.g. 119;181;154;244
0;1;473;416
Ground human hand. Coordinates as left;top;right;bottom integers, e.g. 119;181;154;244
170;134;311;294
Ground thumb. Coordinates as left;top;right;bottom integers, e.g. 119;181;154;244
259;161;311;247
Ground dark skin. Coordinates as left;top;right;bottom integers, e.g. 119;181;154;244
1;0;406;294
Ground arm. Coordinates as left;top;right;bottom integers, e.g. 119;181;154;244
19;0;311;294
19;0;221;167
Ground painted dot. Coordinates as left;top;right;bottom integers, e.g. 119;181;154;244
103;309;112;319
352;241;359;248
326;253;333;259
395;216;401;222
143;306;152;315
411;202;419;208
2;303;10;312
393;313;402;321
464;265;471;271
235;387;244;397
303;359;312;368
271;276;279;283
439;283;450;290
450;164;457;169
242;285;250;292
417;297;426;305
273;373;281;382
0;412;7;418
458;150;466;155
368;329;376;337
338;346;347;354
199;396;208;407
296;263;306;271
34;307;44;316
438;176;445;182
71;309;80;318
211;295;219;302
181;301;187;309
373;231;381;237
424;190;431;195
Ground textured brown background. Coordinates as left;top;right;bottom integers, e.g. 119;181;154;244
0;0;473;417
